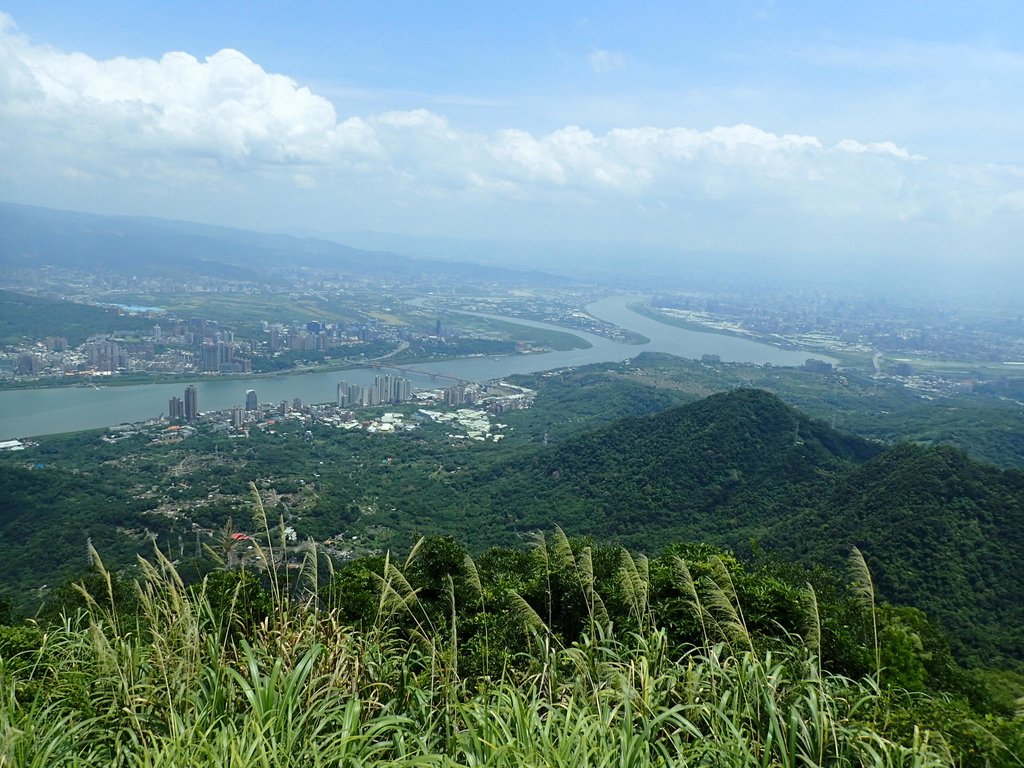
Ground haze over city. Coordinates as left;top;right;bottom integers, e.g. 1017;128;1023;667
2;0;1023;297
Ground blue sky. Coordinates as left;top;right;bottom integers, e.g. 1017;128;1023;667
2;1;1023;272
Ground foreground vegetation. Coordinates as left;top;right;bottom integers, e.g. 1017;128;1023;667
2;518;1022;766
3;378;1024;668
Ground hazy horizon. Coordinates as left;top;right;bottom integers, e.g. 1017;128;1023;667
2;2;1023;292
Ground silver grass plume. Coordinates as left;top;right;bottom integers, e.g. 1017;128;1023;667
847;546;880;683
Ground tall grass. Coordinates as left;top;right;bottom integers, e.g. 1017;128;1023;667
1;535;958;767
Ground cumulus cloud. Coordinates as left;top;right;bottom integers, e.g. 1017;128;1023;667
0;15;1019;259
0;20;807;196
1;35;343;165
836;139;925;161
0;18;926;195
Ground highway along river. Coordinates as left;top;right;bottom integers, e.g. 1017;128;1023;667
0;295;821;439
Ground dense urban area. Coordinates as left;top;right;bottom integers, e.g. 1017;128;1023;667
4;270;1024;404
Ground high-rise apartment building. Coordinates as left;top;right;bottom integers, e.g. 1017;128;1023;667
184;384;199;421
373;374;414;405
443;385;466;406
168;396;184;420
199;341;234;372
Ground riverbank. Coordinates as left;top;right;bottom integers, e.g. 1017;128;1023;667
627;301;871;367
0;295;827;439
1;312;593;392
0;346;580;393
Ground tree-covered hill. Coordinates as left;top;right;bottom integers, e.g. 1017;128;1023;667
766;443;1024;665
2;386;1022;668
476;388;880;545
512;352;1024;468
0;463;175;593
0;289;146;346
459;390;1024;664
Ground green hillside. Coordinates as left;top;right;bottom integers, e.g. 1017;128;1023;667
491;388;879;543
509;352;1024;468
454;391;1024;663
0;463;175;592
2;387;1022;669
0;290;146;346
768;443;1024;665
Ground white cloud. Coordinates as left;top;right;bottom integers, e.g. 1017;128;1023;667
836;139;925;161
0;22;341;165
588;49;626;73
0;16;1020;260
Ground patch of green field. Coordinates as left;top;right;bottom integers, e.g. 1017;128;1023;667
448;314;590;351
102;292;368;326
0;290;145;346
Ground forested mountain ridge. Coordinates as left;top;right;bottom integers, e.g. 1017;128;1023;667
2;386;1022;667
482;388;882;545
463;390;1024;663
520;352;1024;468
767;443;1024;664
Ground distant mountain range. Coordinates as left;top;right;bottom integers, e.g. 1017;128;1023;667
0;202;567;286
4;202;1021;305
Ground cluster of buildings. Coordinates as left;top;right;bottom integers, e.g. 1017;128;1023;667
263;319;396;353
0;312;413;385
417;408;509;442
168;385;265;425
156;377;534;441
4;313;446;384
158;385;420;441
337;374;413;408
651;292;1024;365
167;385;201;421
803;358;835;374
1;320;254;383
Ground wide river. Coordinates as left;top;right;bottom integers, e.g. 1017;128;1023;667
0;296;822;439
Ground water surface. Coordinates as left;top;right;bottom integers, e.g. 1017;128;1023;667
0;296;822;438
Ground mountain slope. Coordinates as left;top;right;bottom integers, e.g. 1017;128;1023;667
461;390;1024;663
3;385;1021;664
485;389;880;545
767;443;1024;663
0;464;175;597
0;202;567;285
